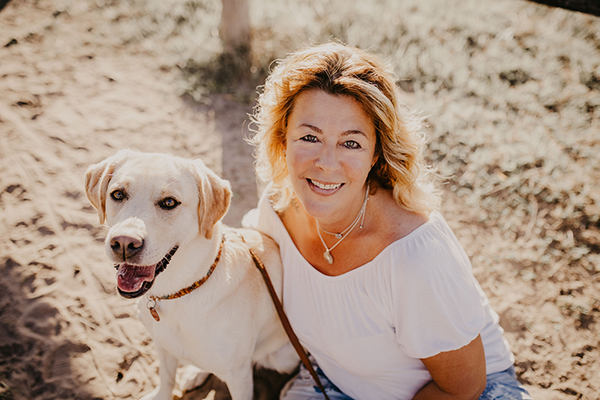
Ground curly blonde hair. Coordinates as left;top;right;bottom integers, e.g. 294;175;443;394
249;42;440;213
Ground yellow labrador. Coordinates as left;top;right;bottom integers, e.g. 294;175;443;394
85;150;298;400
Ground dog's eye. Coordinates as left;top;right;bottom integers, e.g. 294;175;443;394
111;190;126;201
159;197;180;210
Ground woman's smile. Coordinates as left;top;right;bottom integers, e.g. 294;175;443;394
307;178;343;192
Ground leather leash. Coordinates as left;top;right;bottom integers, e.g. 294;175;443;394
241;235;331;400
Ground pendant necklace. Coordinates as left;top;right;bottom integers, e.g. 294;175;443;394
316;182;370;265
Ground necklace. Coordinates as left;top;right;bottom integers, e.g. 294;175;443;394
316;182;370;265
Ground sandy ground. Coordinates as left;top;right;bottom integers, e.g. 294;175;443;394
1;0;599;399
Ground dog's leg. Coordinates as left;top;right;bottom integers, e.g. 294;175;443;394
140;346;178;400
222;364;254;400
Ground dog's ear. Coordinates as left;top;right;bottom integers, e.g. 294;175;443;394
192;160;232;240
85;152;125;224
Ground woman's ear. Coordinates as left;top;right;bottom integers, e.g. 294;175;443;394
371;153;380;169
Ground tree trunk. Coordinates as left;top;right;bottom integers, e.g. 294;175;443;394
220;0;251;53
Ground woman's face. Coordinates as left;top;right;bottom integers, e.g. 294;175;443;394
285;89;377;227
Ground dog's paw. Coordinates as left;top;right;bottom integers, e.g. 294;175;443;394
178;365;210;393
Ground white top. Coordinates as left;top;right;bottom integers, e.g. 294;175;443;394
243;189;514;400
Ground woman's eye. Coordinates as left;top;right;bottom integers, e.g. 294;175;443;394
344;140;361;149
159;197;180;210
110;190;126;201
300;134;318;143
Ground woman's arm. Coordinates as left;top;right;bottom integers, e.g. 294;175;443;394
413;335;487;400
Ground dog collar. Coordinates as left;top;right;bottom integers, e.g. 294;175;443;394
146;233;226;322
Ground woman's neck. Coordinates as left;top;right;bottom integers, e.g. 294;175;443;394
278;187;431;277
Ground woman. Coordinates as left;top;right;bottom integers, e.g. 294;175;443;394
243;42;531;400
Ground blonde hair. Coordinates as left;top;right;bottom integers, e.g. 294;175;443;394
250;42;440;213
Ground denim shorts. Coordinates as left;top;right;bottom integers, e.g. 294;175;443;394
280;357;532;400
479;366;532;400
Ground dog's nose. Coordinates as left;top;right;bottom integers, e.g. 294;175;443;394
110;235;144;259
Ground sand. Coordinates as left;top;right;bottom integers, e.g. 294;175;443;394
0;0;599;399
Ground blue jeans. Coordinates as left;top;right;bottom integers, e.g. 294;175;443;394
281;359;532;400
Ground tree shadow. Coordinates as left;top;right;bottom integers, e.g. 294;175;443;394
178;44;283;226
180;46;259;105
180;91;259;227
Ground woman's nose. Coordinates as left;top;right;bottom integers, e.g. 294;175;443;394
314;145;340;171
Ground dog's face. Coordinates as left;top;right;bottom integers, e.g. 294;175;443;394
85;150;231;298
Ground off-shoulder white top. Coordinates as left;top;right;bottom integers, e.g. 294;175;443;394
243;188;514;400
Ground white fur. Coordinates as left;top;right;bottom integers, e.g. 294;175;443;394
85;150;298;400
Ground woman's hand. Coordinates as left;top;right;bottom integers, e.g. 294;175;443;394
413;335;487;400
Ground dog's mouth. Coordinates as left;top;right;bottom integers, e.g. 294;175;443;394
114;246;178;299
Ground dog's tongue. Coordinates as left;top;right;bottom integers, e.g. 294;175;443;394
117;264;156;293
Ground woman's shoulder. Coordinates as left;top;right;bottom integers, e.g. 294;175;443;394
241;185;285;241
366;188;433;247
368;206;467;274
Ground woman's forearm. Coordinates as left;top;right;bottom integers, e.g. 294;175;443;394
412;378;485;400
414;335;487;400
